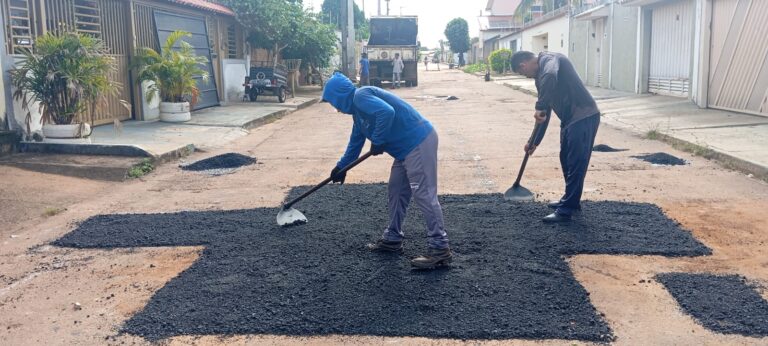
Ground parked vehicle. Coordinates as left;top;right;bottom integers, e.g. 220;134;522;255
365;16;419;87
244;61;289;103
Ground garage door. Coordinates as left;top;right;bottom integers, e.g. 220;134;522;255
648;0;694;97
708;0;768;116
153;11;219;110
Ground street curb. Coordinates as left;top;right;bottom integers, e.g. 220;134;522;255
652;132;768;183
499;82;539;97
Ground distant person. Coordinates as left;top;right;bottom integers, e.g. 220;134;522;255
423;55;429;71
435;54;441;71
510;50;601;223
359;52;370;86
392;53;404;88
322;72;452;269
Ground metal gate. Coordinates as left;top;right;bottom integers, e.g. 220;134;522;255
153;11;219;110
708;0;768;116
42;0;132;124
648;0;694;97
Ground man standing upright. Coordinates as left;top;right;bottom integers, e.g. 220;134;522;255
510;51;601;223
392;53;404;88
359;53;370;86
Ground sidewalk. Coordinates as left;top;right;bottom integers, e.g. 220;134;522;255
494;76;768;181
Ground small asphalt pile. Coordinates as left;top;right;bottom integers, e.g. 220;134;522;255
54;184;710;341
657;273;768;337
632;152;687;165
592;144;628;152
180;153;256;175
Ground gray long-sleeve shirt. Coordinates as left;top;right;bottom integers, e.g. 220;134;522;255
532;52;600;145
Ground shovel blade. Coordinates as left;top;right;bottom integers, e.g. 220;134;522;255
504;184;535;202
276;207;308;227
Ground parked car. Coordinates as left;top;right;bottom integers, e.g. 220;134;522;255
244;61;289;103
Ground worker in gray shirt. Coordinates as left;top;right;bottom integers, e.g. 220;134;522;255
510;51;601;223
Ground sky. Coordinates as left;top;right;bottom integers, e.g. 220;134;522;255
308;0;487;49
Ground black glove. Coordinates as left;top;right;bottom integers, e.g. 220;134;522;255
330;166;346;184
370;143;385;156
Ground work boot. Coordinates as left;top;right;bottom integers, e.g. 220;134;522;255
547;200;563;209
411;247;452;269
366;239;403;253
542;212;572;223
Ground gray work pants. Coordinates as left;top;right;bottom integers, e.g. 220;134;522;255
383;130;449;249
392;72;402;87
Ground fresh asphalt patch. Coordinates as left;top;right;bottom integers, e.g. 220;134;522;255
592;144;628;152
180;153;256;174
657;273;768;337
54;184;710;341
632;152;687;166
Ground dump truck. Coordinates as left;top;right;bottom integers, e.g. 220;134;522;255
364;16;419;87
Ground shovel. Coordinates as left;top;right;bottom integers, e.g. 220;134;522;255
504;122;542;202
276;151;374;227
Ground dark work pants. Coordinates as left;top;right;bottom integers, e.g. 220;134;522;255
556;114;600;216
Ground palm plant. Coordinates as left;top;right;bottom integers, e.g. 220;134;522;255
131;31;209;104
10;30;118;132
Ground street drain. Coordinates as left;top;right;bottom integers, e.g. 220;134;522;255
632;152;686;165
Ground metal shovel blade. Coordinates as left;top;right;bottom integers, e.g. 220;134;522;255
504;184;535;202
276;207;308;227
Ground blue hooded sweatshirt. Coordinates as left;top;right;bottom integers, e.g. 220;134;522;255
322;72;434;168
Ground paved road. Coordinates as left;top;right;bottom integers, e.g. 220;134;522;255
1;66;767;345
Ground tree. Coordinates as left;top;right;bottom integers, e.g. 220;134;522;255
444;18;470;67
282;14;338;68
320;0;369;40
222;0;306;64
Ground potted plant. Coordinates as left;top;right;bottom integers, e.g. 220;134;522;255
132;31;209;122
10;30;119;143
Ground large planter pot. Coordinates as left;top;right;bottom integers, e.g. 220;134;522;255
42;123;92;144
159;102;191;122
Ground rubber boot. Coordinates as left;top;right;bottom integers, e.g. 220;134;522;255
411;247;452;269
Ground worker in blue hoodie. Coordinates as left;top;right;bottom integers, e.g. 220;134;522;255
322;72;451;269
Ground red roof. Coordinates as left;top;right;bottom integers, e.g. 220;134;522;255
165;0;235;16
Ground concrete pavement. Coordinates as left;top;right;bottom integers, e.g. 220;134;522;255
494;76;768;181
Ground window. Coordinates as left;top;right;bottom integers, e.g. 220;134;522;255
3;0;36;54
226;24;237;58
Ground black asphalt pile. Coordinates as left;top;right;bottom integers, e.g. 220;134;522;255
592;144;627;152
657;273;768;337
632;152;686;165
54;184;710;341
180;153;256;171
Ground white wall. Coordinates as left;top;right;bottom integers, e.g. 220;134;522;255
499;33;521;51
222;59;248;103
521;15;570;55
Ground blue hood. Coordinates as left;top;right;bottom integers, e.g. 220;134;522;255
322;72;356;114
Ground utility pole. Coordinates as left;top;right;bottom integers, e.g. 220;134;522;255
385;0;390;15
377;0;381;16
339;0;356;78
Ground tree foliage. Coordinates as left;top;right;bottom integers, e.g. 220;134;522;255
444;18;470;66
320;0;369;40
282;14;338;68
488;48;513;74
222;0;306;60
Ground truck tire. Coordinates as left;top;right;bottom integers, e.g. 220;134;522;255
277;87;287;103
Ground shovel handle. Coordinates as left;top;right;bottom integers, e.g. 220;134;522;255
283;151;374;210
513;122;542;186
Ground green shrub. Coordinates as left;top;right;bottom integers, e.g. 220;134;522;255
488;48;513;74
462;63;488;74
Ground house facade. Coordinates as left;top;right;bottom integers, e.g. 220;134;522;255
1;0;247;134
478;0;522;62
568;0;767;117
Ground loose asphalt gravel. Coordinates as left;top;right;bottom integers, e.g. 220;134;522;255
180;153;256;171
657;273;768;337
54;184;710;341
631;152;687;165
592;144;627;152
